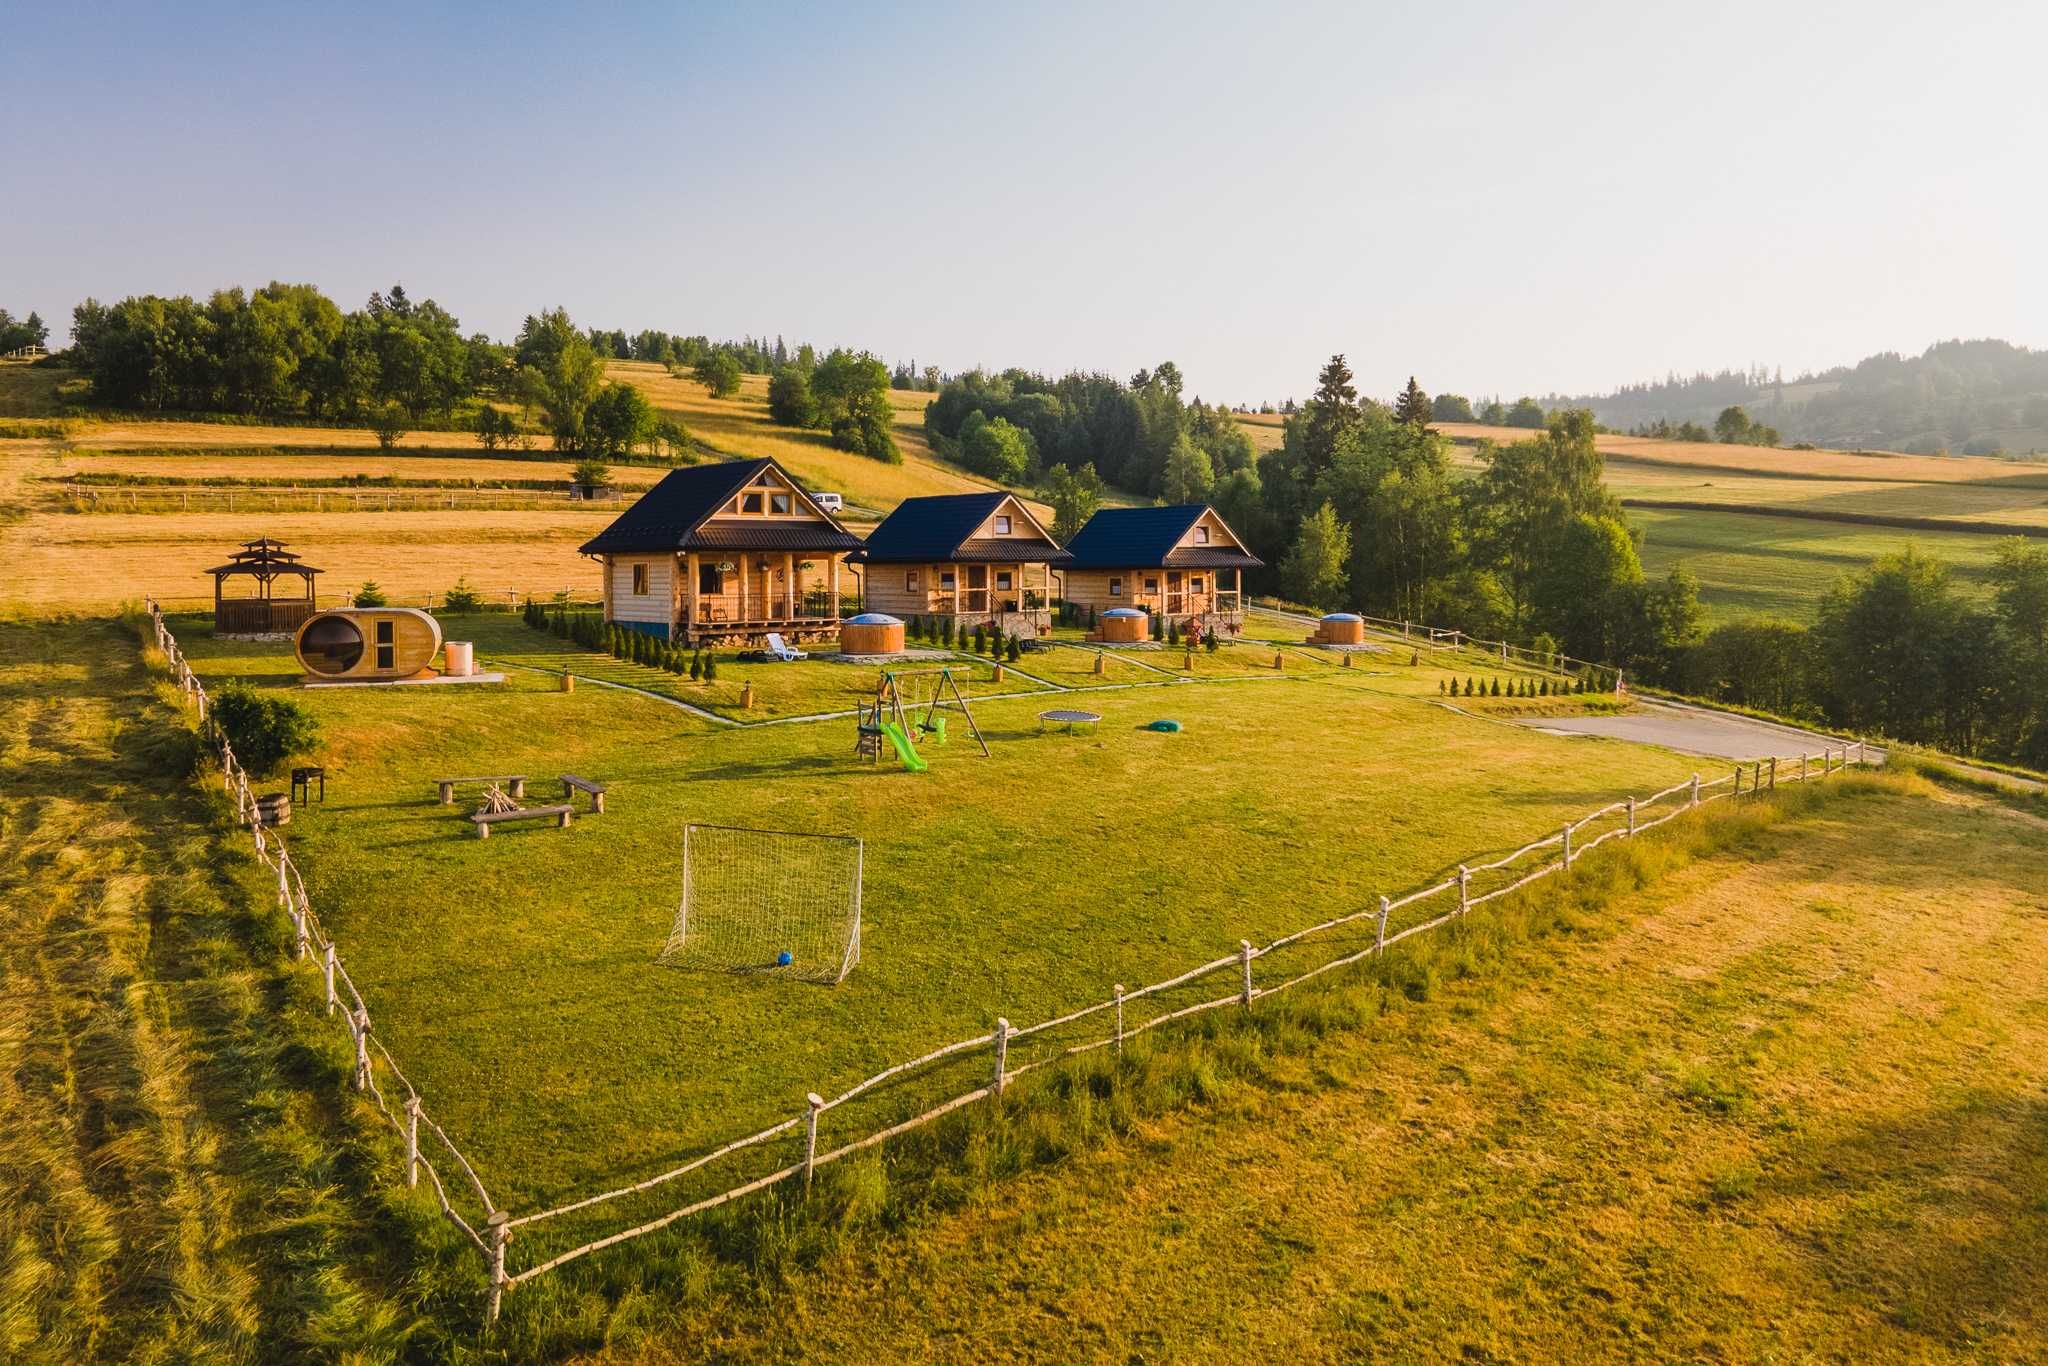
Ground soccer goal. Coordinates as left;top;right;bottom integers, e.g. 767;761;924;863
660;824;863;984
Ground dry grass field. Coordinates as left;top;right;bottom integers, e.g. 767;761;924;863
0;360;1044;614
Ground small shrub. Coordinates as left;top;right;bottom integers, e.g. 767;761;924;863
972;625;985;653
703;654;718;681
1167;621;1180;646
442;578;485;613
211;682;319;777
353;580;389;607
1205;631;1219;653
1006;634;1021;663
689;650;702;681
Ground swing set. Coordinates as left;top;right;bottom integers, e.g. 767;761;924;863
855;667;988;770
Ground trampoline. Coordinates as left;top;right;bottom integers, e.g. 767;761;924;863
1038;708;1102;734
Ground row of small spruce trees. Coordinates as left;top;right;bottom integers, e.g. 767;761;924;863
1441;674;1601;698
902;615;1025;662
522;599;722;680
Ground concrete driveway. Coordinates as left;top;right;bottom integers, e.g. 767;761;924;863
1521;699;1874;763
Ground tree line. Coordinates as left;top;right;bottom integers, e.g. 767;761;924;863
0;308;49;353
1687;543;2048;767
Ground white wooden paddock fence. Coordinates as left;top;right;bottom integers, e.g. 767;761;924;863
1255;599;1623;683
142;600;1869;1327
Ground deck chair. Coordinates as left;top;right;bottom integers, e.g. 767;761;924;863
763;632;808;662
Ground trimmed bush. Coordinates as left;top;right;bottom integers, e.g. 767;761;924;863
211;683;319;778
703;654;719;681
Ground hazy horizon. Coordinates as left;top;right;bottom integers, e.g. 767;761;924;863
7;1;2043;405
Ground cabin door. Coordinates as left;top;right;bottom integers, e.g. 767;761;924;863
1165;571;1185;615
965;564;989;613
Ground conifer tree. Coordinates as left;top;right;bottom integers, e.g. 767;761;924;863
1394;376;1432;426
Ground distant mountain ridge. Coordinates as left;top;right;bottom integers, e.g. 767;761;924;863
1541;339;2048;457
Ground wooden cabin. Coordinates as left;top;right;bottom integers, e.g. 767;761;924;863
1061;505;1261;632
579;458;862;647
851;492;1070;638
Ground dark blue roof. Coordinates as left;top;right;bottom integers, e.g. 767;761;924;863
1062;505;1262;570
851;493;1070;564
579;459;861;556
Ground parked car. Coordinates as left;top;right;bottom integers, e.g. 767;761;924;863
814;491;845;512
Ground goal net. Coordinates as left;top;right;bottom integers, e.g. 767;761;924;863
661;824;863;984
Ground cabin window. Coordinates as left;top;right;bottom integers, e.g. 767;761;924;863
1109;577;1123;597
1195;525;1211;544
993;514;1012;535
770;492;792;515
1191;576;1205;593
905;570;919;592
940;570;956;588
632;563;648;595
375;619;394;670
742;492;765;514
1144;577;1160;594
698;562;720;595
996;571;1013;591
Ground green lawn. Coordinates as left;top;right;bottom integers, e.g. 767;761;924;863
174;615;1702;1272
1631;506;2008;622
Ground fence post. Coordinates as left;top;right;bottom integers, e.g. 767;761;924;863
992;1018;1010;1099
1801;752;1808;782
1458;865;1470;913
352;1009;371;1091
1239;940;1255;1009
1375;895;1391;954
1691;773;1700;807
1113;985;1125;1056
1769;756;1777;791
324;943;337;1013
803;1092;824;1193
1733;764;1742;798
1562;822;1572;868
1627;795;1636;834
405;1095;421;1188
486;1212;511;1325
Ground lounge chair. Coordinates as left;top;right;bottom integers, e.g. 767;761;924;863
763;632;808;662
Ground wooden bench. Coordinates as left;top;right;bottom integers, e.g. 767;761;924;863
470;804;573;838
438;775;525;805
560;775;607;813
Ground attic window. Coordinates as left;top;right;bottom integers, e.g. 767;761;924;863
993;515;1012;535
742;493;765;514
1195;525;1211;544
770;492;792;515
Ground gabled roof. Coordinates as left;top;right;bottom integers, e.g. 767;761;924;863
1062;505;1262;570
849;492;1072;565
578;458;863;556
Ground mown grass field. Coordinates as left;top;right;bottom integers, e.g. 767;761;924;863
170;613;1694;1249
0;359;1046;615
614;773;2048;1362
1630;506;2009;621
18;605;2044;1358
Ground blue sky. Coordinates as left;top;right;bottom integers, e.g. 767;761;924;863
5;1;2043;404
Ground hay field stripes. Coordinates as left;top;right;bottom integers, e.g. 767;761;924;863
136;603;1873;1325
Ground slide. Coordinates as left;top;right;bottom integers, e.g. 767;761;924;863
880;721;928;772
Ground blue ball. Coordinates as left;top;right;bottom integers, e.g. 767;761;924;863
777;951;794;967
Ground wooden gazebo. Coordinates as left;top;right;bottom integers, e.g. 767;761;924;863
209;538;322;635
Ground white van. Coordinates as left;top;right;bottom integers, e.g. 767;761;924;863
813;491;845;513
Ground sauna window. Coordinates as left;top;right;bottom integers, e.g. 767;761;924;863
375;619;394;670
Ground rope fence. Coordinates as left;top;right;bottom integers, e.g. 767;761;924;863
141;599;1871;1327
1251;598;1625;685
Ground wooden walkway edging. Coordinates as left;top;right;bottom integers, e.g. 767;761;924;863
141;599;1872;1329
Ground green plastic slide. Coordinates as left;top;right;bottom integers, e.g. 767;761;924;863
880;721;928;772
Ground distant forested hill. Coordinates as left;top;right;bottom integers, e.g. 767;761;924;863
1545;339;2048;456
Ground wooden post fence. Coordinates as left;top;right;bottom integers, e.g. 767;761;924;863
1239;940;1255;1008
803;1093;824;1192
992;1018;1010;1098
